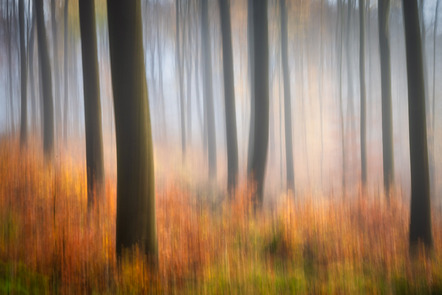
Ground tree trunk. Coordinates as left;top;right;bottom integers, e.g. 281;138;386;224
176;0;186;157
36;0;55;158
63;0;69;143
280;0;294;192
250;0;269;205
219;0;239;192
247;0;255;176
359;0;367;187
378;0;394;199
107;0;157;263
19;0;27;147
79;0;105;207
402;0;433;250
28;1;37;134
201;0;217;179
51;0;61;140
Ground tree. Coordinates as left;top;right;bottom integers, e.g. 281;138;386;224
378;0;394;199
279;0;294;192
19;0;27;147
402;0;433;250
63;0;69;142
107;0;158;262
201;0;217;179
247;0;255;176
79;0;105;207
36;0;55;158
249;0;269;205
176;0;186;157
219;0;238;192
359;0;367;187
51;0;61;139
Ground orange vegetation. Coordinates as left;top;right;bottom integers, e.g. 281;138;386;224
1;139;442;294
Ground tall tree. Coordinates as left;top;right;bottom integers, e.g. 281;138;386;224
28;1;37;132
51;0;61;139
403;0;433;250
201;0;217;179
176;0;186;157
378;0;394;199
359;0;367;187
279;0;294;192
63;0;69;142
219;0;238;191
246;0;255;176
36;0;55;158
250;0;269;205
107;0;157;262
19;0;27;147
79;0;105;207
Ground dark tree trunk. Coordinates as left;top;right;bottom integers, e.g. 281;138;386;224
7;0;15;135
250;0;269;205
280;0;294;192
79;0;105;207
36;0;55;158
28;1;37;133
219;0;239;192
201;0;217;179
51;0;61;140
107;0;158;262
247;0;255;176
19;0;27;147
359;0;367;187
63;0;69;143
378;0;394;199
403;0;433;250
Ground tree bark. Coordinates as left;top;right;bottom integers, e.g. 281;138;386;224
36;0;55;158
378;0;394;199
19;0;27;147
219;0;239;192
107;0;158;263
280;0;294;192
250;0;269;205
79;0;105;207
201;0;217;179
402;0;433;250
359;0;367;187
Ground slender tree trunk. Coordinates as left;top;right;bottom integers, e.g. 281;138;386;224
402;0;433;250
19;0;27;147
7;0;15;135
319;0;324;188
176;0;186;157
201;0;217;179
280;0;294;192
79;0;105;207
378;0;394;199
36;0;55;158
156;1;166;142
107;0;158;263
338;0;346;196
359;0;367;187
247;0;255;176
28;2;37;134
51;0;60;140
250;0;269;205
219;0;239;192
63;0;69;143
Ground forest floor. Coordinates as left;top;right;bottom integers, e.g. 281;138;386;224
1;139;442;294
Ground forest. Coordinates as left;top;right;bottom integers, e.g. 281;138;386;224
0;0;441;293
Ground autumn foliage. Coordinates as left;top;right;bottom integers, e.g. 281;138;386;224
1;139;442;293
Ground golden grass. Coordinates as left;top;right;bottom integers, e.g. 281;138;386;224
1;139;442;294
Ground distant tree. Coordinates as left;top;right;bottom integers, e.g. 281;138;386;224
19;0;27;147
249;0;269;205
79;0;105;207
247;0;255;176
359;0;367;187
176;0;186;157
219;0;239;192
107;0;158;263
51;0;61;139
36;0;55;158
279;0;294;192
63;0;69;143
378;0;394;199
201;0;217;179
403;0;433;250
28;1;37;133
